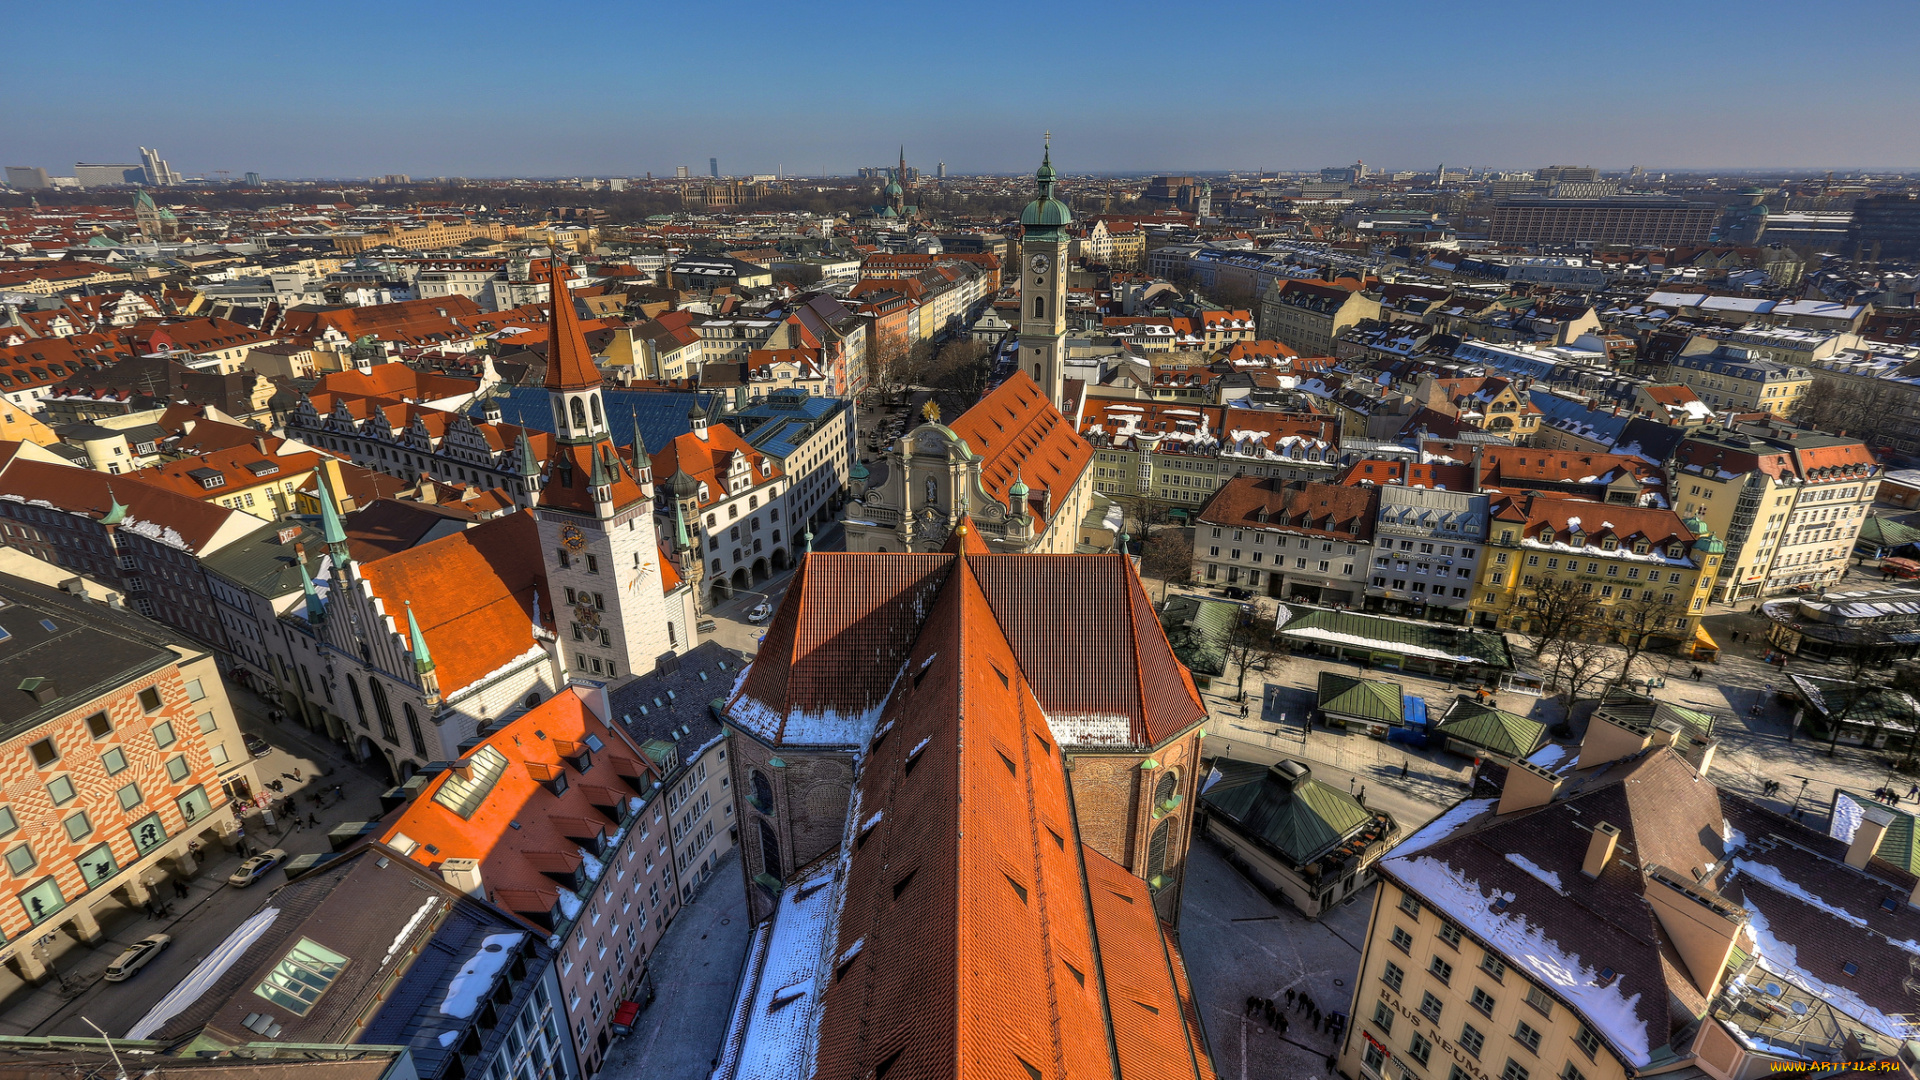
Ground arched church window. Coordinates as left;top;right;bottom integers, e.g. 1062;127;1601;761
590;395;603;428
751;770;773;814
1154;769;1178;806
1147;817;1175;886
569;398;586;430
403;703;426;757
1033;296;1046;320
758;820;781;885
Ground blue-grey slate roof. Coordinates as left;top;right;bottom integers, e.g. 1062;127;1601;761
482;387;721;453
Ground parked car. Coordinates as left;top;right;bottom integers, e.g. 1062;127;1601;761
103;934;171;982
228;848;288;887
747;602;773;623
243;733;272;758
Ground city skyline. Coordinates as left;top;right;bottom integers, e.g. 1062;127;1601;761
10;0;1920;181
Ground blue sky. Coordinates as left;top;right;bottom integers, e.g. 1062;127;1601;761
12;0;1920;179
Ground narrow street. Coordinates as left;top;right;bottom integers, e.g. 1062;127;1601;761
0;683;398;1038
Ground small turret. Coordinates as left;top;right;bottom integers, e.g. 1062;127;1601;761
408;602;440;708
299;547;326;624
317;470;352;572
630;418;653;487
689;398;710;441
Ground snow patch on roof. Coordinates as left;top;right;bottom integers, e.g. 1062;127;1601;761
1505;853;1566;895
1390;798;1495;859
129;906;281;1039
440;932;525;1018
1388;855;1652;1066
1742;903;1919;1042
1729;858;1866;928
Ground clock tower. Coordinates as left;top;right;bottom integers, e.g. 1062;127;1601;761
1018;138;1072;407
534;260;685;681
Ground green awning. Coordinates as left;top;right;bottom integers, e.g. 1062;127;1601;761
1317;671;1404;725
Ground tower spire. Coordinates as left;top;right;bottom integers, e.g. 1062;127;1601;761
317;468;351;570
299;551;326;623
544;259;598;391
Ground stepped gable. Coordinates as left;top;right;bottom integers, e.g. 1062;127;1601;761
355;510;549;696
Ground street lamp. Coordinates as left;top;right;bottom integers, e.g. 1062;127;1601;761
1786;776;1811;819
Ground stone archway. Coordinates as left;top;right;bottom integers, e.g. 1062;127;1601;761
771;549;790;572
751;557;769;582
356;735;377;763
710;579;732;606
731;568;750;589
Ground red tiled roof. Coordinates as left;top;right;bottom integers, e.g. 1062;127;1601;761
379;688;658;931
810;555;1212;1079
729;552;1204;750
1196;476;1378;541
0;458;247;553
1338;458;1475;490
947;372;1092;526
650;424;781;512
355;510;552;695
544;261;600;391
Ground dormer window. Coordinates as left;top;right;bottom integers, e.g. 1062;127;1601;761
1668;544;1686;558
1632;541;1649;555
1568;531;1584;547
1538;528;1554;544
1601;538;1617;551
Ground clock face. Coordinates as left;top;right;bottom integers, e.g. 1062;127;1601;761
561;524;587;551
1028;253;1049;274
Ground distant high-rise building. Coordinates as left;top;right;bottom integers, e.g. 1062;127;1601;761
709;157;719;178
1489;195;1715;247
74;163;146;187
607;178;626;192
5;166;50;190
1536;164;1600;183
243;171;261;186
937;161;946;179
1848;193;1920;259
675;165;689;180
139;147;178;186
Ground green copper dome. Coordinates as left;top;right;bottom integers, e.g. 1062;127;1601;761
1020;141;1072;231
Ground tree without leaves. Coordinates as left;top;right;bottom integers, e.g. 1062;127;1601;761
1140;529;1192;585
1516;575;1607;705
1221;608;1284;702
925;339;994;404
1604;595;1684;693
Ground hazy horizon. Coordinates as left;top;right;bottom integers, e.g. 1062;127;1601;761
11;0;1920;181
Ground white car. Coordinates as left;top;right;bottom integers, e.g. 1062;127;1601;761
747;602;773;624
104;934;171;982
228;848;288;887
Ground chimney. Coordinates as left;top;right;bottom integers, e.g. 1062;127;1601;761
1847;803;1895;870
440;857;484;897
1583;821;1621;879
1497;758;1564;816
1650;718;1683;749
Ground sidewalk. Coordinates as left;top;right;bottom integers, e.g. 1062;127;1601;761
598;849;750;1080
0;680;400;1037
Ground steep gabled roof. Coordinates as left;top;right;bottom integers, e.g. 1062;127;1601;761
354;510;550;697
946;371;1092;526
726;553;1205;751
794;556;1213;1080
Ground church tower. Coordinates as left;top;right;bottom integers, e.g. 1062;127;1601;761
534;260;685;680
1017;138;1071;408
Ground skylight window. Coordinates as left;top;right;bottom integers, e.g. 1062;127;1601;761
255;938;348;1016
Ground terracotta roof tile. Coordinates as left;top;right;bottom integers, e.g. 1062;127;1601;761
355;510;551;695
